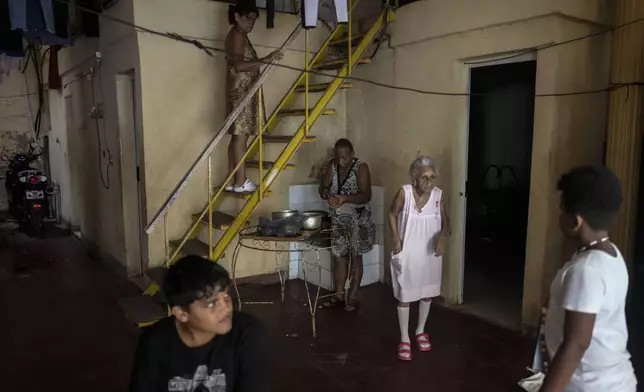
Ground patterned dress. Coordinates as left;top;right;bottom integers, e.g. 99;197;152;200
328;158;375;258
226;35;265;136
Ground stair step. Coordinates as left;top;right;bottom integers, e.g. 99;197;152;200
214;187;272;199
170;238;211;258
246;160;295;170
196;211;249;230
118;295;167;326
329;33;368;47
146;266;168;287
313;57;371;70
262;135;316;143
278;108;336;117
295;82;353;93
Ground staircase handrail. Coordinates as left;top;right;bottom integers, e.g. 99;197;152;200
145;25;302;234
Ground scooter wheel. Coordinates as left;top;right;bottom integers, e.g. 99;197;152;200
28;210;44;238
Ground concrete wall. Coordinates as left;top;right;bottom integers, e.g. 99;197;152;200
133;0;348;277
346;0;611;327
0;57;48;211
48;0;143;274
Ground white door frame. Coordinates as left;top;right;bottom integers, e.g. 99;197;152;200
116;70;146;276
453;52;537;304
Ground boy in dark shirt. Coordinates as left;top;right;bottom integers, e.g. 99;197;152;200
128;256;269;392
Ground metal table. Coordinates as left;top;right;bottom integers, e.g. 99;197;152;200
232;226;348;337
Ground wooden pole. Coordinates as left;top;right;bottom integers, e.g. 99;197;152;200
605;0;644;264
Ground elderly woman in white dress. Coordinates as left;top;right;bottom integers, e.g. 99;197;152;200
388;156;450;361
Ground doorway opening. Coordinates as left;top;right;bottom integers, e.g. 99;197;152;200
116;71;146;276
462;60;536;329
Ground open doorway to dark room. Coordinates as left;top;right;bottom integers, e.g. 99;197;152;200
463;60;537;329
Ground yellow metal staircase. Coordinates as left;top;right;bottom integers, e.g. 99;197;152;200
118;3;394;326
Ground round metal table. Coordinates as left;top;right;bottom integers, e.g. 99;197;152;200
231;226;351;337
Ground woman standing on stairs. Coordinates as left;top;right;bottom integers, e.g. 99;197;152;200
389;156;449;361
224;0;283;193
319;138;375;312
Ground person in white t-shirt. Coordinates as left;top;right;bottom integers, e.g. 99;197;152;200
542;166;637;392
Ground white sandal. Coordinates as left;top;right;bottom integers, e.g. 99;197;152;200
233;179;257;193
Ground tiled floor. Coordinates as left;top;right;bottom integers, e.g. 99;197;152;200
0;229;639;392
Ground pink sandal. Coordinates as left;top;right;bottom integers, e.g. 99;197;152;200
416;333;432;352
397;342;412;361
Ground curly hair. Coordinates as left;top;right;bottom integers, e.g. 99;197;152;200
557;166;622;231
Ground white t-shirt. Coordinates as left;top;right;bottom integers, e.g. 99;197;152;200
545;246;637;392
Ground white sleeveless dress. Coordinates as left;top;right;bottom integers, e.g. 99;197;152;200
391;185;444;302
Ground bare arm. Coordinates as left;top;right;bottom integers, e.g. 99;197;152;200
343;163;372;204
318;160;333;199
389;188;404;242
226;31;270;73
440;196;450;236
540;311;595;392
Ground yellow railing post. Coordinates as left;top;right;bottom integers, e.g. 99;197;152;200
164;214;169;265
348;0;353;74
258;87;264;199
305;29;310;135
208;155;213;258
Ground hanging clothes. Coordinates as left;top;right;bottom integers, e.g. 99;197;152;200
8;0;70;46
8;0;56;34
0;0;23;57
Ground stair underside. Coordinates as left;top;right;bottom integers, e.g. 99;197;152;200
329;33;368;47
170;238;210;258
196;211;249;230
118;295;167;326
295;82;353;93
213;187;272;199
246;160;295;170
313;57;371;70
278;108;336;117
262;135;316;143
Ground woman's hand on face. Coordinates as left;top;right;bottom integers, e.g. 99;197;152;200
435;234;447;257
392;237;403;255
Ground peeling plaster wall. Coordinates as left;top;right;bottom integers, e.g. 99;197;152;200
0;58;49;211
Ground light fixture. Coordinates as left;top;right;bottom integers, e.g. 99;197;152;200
301;0;348;29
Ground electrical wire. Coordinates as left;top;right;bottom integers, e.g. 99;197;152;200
38;0;644;99
88;63;113;190
97;63;114;189
18;41;46;142
464;15;644;65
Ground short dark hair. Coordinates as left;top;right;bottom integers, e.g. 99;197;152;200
557;166;622;231
228;0;259;25
334;138;354;152
163;256;231;308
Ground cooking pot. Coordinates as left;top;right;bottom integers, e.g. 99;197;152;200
301;212;324;230
271;209;299;221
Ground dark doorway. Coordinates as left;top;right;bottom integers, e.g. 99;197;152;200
463;61;537;329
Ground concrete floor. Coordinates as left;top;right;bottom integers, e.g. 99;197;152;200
0;230;638;392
